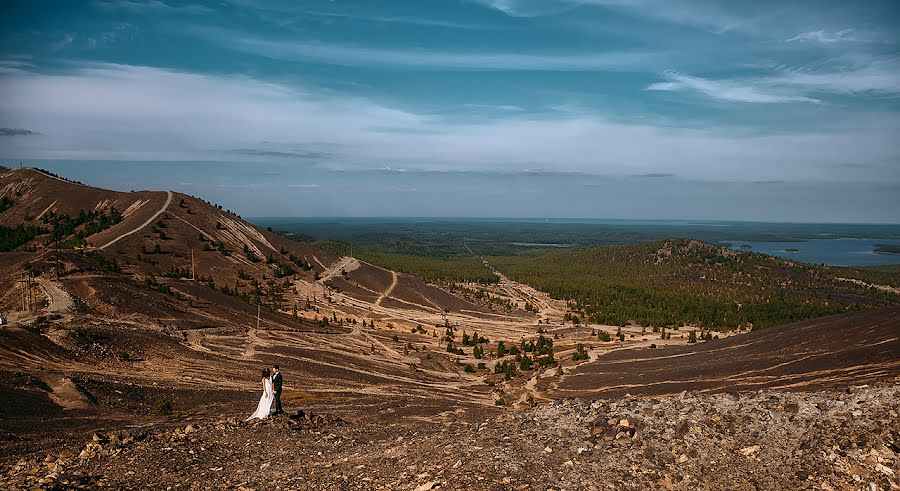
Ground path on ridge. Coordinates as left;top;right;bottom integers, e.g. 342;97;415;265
37;279;73;315
98;190;173;250
317;256;360;283
374;271;398;307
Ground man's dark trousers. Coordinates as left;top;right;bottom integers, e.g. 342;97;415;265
272;372;283;414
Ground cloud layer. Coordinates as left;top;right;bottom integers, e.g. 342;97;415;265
1;63;898;185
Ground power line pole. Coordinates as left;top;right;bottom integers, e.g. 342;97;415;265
21;271;34;313
191;248;195;280
54;237;61;279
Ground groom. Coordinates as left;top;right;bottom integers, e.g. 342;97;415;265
270;364;283;415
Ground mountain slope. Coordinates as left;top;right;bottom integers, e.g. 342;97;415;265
0;167;493;326
552;305;900;398
490;239;900;329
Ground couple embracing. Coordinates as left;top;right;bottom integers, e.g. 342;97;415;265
246;363;284;421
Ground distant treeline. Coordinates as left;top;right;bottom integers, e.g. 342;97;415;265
490;239;899;330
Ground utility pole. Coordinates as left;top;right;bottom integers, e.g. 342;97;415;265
21;272;34;313
191;248;195;280
54;237;61;279
256;304;260;331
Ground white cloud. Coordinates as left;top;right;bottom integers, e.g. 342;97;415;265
469;0;578;17
50;34;75;52
785;29;857;44
472;0;751;33
649;57;900;103
647;71;821;104
1;63;898;184
202;28;655;71
92;0;213;15
767;58;900;94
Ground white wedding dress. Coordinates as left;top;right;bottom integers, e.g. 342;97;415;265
246;377;274;421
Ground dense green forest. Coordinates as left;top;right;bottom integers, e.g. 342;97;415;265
266;220;900;328
0;207;123;252
830;264;900;288
489;239;899;330
0;224;46;252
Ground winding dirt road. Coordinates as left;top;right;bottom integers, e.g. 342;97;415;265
37;279;73;315
374;271;398;307
98;190;173;250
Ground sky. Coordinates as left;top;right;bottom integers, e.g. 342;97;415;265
0;0;899;222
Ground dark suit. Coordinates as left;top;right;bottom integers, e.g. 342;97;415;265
271;371;283;414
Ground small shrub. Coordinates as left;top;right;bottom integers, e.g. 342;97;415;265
153;397;173;415
571;343;589;361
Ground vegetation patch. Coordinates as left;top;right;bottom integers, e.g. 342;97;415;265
490;239;898;329
0;224;46;251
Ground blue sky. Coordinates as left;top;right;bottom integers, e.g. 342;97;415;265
0;0;899;221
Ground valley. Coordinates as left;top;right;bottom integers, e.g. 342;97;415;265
0;167;898;490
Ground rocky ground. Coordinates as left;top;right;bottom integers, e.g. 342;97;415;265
3;382;898;490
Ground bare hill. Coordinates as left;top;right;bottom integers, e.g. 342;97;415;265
0;167;492;325
553;306;900;398
1;167;898;490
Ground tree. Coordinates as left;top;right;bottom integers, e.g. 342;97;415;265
572;343;589;361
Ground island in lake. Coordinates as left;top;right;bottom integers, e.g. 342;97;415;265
874;244;900;255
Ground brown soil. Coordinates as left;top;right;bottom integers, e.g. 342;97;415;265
554;306;900;398
3;167;900;490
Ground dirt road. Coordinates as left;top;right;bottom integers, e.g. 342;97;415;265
36;279;73;315
98;190;173;250
373;271;398;307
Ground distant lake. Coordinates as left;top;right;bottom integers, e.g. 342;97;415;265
726;239;900;266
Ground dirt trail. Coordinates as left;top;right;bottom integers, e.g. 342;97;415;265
37;279;73;315
374;271;398;307
243;329;261;359
317;256;360;283
837;277;900;294
98;190;173;250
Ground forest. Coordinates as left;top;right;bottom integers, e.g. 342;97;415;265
490;239;900;329
263;220;900;329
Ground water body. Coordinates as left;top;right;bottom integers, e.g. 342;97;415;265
726;239;900;266
252;216;900;267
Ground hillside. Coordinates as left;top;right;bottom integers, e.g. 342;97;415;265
489;239;900;329
553;305;900;398
1;167;898;490
0;166;521;457
0;167;496;327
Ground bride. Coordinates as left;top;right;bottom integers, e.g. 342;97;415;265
246;368;274;421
